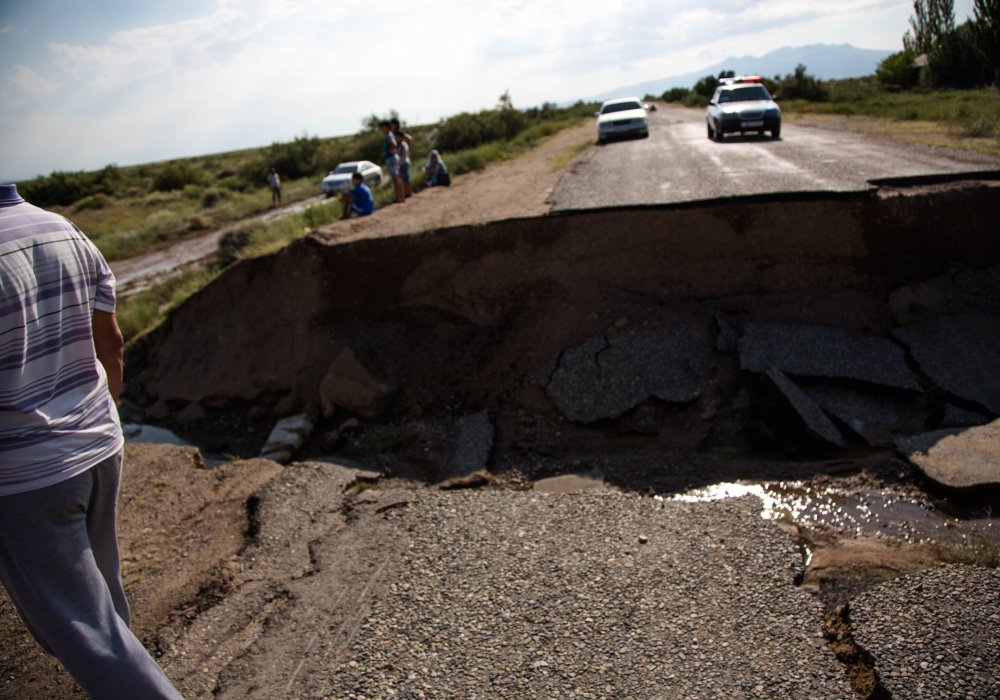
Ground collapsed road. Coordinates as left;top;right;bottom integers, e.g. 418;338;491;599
4;120;1000;697
113;175;1000;697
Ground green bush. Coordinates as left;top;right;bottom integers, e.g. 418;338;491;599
73;194;111;212
215;226;255;267
153;162;201;192
774;64;827;101
877;51;922;89
200;188;226;208
19;165;120;207
661;87;692;102
682;93;709;108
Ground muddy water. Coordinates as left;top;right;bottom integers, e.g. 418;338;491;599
672;480;1000;556
535;471;998;554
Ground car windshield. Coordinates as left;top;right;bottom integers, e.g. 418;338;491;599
333;164;358;174
601;101;642;114
719;86;770;103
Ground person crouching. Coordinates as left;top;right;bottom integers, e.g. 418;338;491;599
341;172;375;219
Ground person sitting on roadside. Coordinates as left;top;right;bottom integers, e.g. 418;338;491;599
341;172;375;219
424;150;450;187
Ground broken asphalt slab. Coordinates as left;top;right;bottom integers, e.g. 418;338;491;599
895;419;1000;488
739;323;920;391
893;315;1000;416
765;368;845;448
802;382;925;447
540;325;710;423
889;264;1000;324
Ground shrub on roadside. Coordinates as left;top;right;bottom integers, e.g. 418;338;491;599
773;64;827;101
153;162;201;192
661;87;692;102
73;194;111;212
877;50;922;89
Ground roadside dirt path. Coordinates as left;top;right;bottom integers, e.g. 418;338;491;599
315;120;596;244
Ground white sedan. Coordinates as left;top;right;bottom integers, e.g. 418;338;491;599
596;97;649;144
321;160;383;197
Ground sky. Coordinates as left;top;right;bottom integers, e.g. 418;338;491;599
0;0;977;182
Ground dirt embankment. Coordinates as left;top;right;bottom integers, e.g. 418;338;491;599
124;179;1000;483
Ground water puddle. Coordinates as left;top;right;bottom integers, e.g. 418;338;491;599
669;481;999;551
123;423;191;446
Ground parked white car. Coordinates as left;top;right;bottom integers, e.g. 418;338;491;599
321;160;383;197
596;97;649;144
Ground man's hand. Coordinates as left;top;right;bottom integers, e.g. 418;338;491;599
92;310;124;402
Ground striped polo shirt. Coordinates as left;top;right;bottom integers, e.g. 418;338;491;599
0;187;123;496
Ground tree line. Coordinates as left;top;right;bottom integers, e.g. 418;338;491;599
873;0;996;89
661;0;998;107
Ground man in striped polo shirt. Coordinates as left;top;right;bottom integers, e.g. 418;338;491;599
0;183;184;699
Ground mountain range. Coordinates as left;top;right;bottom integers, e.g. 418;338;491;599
595;44;894;100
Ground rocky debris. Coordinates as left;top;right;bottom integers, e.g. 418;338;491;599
894;315;1000;416
765;369;844;448
942;403;991;428
318;348;397;419
445;410;494;481
802;383;926;447
439;469;492;490
739;323;921;391
895;419;1000;488
890;264;1000;324
259;413;313;463
541;325;709;423
713;314;740;353
850;565;1000;700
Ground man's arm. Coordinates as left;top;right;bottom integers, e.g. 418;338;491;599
92;310;124;402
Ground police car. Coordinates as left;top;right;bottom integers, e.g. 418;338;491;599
706;76;781;141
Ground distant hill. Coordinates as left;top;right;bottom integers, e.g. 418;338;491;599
593;44;893;100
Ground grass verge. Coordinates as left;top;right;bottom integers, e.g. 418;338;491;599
781;83;1000;154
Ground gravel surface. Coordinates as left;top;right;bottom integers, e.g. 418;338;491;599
850;564;1000;700
319;486;852;699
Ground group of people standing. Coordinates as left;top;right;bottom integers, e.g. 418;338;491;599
340;117;450;220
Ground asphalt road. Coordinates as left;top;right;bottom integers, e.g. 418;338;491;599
549;105;1000;210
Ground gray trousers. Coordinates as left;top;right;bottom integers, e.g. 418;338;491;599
0;451;184;699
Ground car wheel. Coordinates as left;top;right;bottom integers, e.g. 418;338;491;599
707;123;714;139
771;126;781;139
713;122;723;142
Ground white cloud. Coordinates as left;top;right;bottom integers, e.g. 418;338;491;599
1;65;60;101
47;0;305;90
